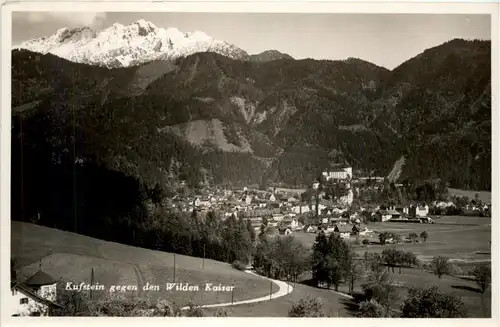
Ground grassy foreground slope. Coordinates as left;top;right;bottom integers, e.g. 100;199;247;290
11;221;277;306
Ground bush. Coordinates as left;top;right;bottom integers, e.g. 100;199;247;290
362;239;369;246
447;264;464;277
231;260;246;271
361;282;399;307
185;302;204;317
357;299;394;317
213;307;231;317
53;294;186;317
401;286;467;318
288;296;325;317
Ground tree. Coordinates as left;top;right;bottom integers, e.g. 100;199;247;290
311;231;351;291
431;256;450;279
311;231;330;286
400;286;467;318
409;232;419;243
401;251;418;268
382;248;399;273
357;299;394;318
361;269;399;310
471;264;491;294
288;296;325;317
246;219;256;244
253;234;310;281
345;252;364;294
378;231;390;245
364;252;383;273
393;234;402;244
420;231;428;242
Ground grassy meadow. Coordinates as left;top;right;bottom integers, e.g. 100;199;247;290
11;221;277;307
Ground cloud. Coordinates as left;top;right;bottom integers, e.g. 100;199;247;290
18;12;107;28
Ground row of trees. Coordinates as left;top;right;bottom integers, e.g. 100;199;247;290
378;231;428;245
381;249;419;273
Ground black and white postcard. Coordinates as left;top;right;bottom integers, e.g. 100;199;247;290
1;1;498;326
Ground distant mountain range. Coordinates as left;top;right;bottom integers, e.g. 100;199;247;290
11;25;491;199
14;20;294;68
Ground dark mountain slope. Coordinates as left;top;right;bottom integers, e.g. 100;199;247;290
379;39;491;190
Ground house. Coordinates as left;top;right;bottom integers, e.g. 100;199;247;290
269;193;276;202
351;224;368;236
324;225;336;233
282;218;299;230
268;220;278;227
268;201;280;209
304;225;318;233
378;209;400;222
416;204;429;217
194;197;211;208
334;225;352;239
339;189;354;206
332;207;345;215
322;166;353;181
321;208;332;216
10;269;62;316
279;227;293;235
404;204;429;217
244;195;253;205
246;216;264;231
292;205;311;214
272;213;285;222
388;210;401;220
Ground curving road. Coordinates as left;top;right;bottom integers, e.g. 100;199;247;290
180;270;293;310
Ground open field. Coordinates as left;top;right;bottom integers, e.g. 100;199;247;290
335;266;491;318
293;216;491;265
357;216;491;264
11;221;278;307
202;282;352;317
448;188;491;203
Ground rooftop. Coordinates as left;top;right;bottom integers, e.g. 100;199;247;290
24;270;58;287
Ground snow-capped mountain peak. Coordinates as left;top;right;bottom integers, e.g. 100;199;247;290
14;19;249;68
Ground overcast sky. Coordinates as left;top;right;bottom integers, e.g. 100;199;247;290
12;12;491;70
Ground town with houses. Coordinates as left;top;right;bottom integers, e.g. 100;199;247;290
161;165;491;239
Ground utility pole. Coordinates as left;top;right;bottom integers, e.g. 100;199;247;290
202;244;206;270
231;284;234;304
90;268;95;300
173;254;176;283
